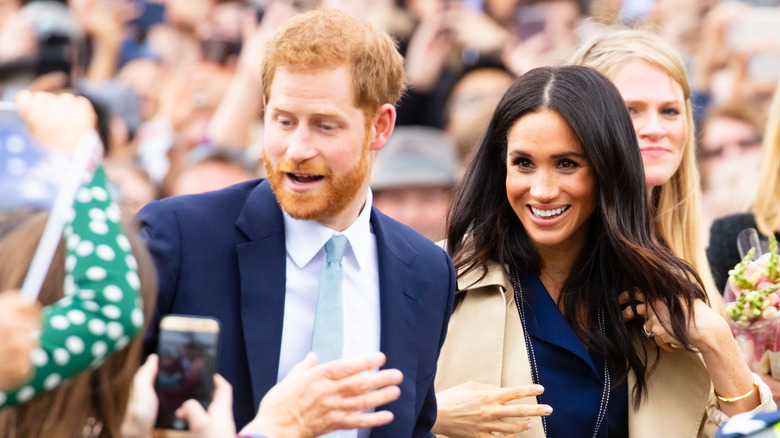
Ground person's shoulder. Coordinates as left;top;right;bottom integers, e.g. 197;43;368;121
371;208;451;260
710;213;758;237
140;178;266;218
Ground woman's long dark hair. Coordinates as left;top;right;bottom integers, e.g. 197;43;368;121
446;65;707;407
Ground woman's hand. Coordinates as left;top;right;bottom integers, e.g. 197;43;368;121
620;291;728;352
621;291;762;415
433;381;552;438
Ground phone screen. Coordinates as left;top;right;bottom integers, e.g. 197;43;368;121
154;316;220;432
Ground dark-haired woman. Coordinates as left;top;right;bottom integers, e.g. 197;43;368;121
431;66;774;438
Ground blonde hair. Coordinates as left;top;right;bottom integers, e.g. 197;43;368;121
261;9;406;120
0;213;158;437
754;88;780;235
569;28;723;311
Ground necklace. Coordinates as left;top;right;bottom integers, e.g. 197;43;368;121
511;269;610;438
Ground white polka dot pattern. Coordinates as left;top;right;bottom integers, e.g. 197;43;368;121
88;208;106;221
88;319;106;336
103;285;123;302
131;308;144;328
66;233;80;250
66;336;85;354
30;348;48;367
86;266;107;281
65;255;77;271
16;387;34;403
102;305;121;320
92;341;107;358
53;349;70;366
67;310;86;325
43;374;61;390
76;188;92;203
76;240;94;257
91;186;108;201
107;322;124;340
1;166;145;410
96;245;115;261
89;221;109;235
50;316;69;330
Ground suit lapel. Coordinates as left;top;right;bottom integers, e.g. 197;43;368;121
370;209;425;438
235;181;287;410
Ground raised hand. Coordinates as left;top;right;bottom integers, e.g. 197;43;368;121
15;91;97;156
241;352;403;438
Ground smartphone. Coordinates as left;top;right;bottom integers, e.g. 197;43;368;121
34;32;74;87
153;315;220;437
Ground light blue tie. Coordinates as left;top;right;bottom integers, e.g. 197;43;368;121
311;234;348;364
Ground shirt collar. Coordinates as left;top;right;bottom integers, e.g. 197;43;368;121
283;188;374;270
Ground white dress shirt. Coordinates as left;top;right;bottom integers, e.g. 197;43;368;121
277;190;381;438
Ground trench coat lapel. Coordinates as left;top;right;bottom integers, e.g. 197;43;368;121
628;341;711;438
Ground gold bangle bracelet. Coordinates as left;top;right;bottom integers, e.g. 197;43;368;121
715;375;759;403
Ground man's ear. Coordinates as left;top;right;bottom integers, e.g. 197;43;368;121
368;104;396;152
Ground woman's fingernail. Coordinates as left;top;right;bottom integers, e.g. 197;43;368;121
543;406;553;415
536;385;544;394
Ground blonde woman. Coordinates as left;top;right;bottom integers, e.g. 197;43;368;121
568;28;724;315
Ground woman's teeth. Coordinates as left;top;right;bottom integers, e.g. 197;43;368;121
531;206;569;218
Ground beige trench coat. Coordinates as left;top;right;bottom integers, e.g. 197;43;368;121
434;260;775;438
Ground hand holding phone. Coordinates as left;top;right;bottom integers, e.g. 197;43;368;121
154;315;220;437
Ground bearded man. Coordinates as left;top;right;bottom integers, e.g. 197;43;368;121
137;9;455;438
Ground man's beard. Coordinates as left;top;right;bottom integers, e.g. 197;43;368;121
265;143;369;222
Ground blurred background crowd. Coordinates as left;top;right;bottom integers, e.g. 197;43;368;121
1;0;779;243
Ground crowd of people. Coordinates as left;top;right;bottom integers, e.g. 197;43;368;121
2;0;780;437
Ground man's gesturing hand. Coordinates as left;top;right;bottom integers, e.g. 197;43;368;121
241;352;403;438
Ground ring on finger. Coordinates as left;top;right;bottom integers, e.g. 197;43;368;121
642;323;654;338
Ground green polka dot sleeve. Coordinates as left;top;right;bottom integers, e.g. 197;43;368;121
0;166;143;409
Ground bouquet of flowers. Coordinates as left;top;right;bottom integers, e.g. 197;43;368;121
725;234;780;377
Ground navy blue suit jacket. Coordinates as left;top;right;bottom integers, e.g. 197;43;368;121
136;179;456;436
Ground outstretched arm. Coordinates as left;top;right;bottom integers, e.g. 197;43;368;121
0;92;143;409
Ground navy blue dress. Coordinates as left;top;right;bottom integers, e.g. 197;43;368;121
518;271;629;438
